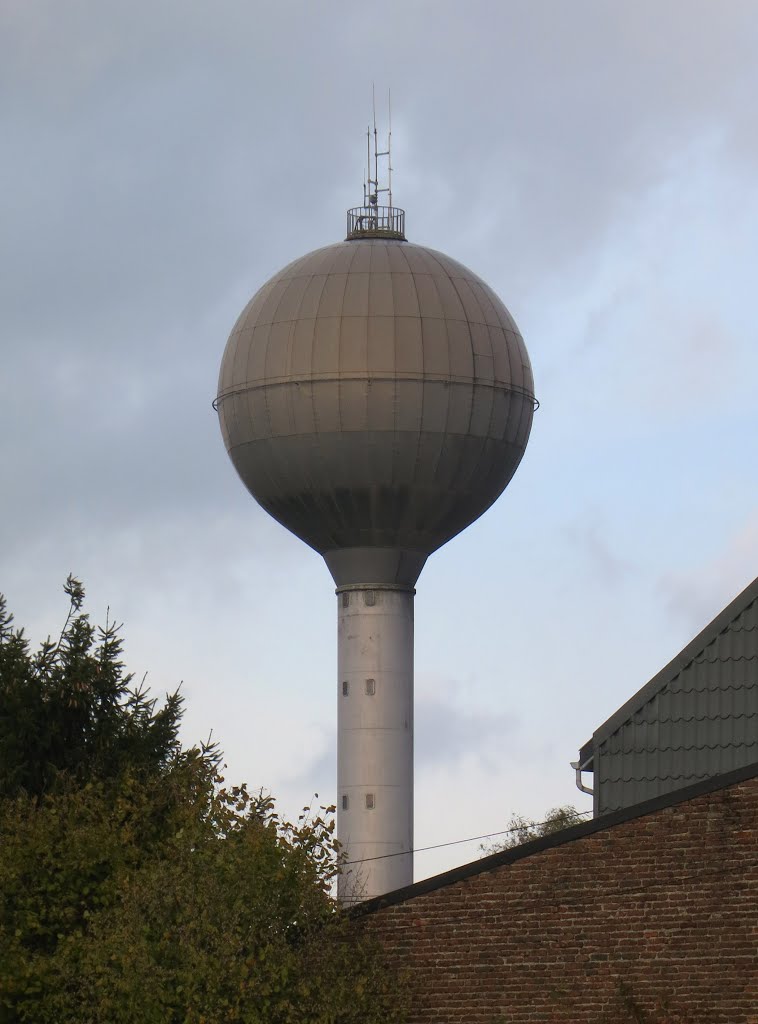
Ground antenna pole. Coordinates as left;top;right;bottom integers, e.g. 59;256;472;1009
367;125;371;204
388;88;393;209
373;83;379;205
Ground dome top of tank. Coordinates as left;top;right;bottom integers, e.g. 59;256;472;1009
216;214;536;588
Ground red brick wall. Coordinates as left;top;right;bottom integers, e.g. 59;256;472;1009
361;775;758;1024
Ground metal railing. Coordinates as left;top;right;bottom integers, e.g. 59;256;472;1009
346;205;406;240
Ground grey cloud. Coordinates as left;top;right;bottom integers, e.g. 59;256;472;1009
285;744;335;801
415;695;516;770
657;515;758;632
563;520;632;588
283;693;517;795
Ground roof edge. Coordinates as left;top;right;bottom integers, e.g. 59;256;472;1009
578;737;594;768
591;575;758;750
352;759;758;917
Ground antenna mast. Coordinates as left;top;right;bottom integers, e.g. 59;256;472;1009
388;88;393;209
372;84;379;206
364;123;370;206
366;84;393;208
347;88;405;241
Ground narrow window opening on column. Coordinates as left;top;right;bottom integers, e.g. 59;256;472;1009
364;590;376;607
341;593;349;608
365;678;375;695
342;795;349;810
342;681;349;696
365;793;375;810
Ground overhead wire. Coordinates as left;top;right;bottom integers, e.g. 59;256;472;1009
344;810;593;865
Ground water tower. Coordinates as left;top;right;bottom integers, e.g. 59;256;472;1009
215;121;536;900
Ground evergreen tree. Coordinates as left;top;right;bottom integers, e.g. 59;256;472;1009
0;575;189;800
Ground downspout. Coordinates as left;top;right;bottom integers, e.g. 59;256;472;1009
570;754;594;796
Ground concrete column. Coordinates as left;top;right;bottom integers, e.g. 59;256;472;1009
336;585;414;902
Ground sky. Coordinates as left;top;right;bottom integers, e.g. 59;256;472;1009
2;0;757;881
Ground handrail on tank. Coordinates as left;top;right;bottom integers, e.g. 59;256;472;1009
346;205;406;241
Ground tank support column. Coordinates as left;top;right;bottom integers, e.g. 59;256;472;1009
336;585;414;902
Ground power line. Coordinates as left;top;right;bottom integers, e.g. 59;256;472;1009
344;810;592;865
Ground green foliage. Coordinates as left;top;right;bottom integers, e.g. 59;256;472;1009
480;805;586;856
0;579;405;1024
0;575;190;800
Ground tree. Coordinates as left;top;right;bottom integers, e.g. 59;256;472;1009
0;579;405;1024
480;805;587;856
0;575;189;801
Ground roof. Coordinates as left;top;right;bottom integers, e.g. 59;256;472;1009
579;574;758;771
354;759;758;915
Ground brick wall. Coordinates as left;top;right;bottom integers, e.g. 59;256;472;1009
359;769;758;1024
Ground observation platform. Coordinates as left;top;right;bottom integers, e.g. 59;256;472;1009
346;205;406;241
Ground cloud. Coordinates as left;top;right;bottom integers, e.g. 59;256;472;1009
3;0;755;564
563;519;633;588
283;693;517;795
416;695;517;771
657;512;758;631
284;742;335;801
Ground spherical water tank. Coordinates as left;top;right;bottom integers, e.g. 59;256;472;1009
216;235;535;587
